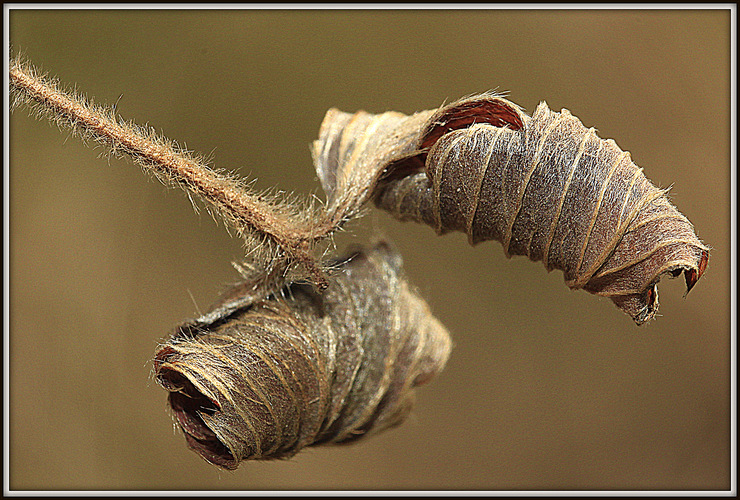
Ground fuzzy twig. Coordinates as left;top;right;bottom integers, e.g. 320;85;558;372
9;55;333;289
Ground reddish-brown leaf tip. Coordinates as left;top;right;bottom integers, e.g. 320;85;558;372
685;249;710;294
420;96;524;151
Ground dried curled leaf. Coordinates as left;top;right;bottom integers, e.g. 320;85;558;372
312;94;709;324
154;242;451;468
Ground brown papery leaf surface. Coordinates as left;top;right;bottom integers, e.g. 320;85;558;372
313;94;709;324
154;242;451;468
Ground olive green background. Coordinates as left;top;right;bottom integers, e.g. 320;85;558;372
8;8;732;491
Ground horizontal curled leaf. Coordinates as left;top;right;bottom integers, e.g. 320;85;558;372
154;242;451;468
312;94;709;324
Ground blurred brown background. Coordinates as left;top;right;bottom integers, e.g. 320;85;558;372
8;8;731;491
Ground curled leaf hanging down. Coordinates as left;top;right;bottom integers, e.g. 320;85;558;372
313;94;709;324
154;242;451;469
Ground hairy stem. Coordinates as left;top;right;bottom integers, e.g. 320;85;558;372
9;55;331;288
